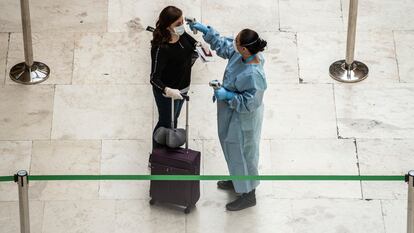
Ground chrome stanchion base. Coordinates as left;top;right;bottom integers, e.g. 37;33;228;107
329;60;368;83
10;61;50;85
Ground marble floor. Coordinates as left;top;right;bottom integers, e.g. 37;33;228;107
1;0;414;232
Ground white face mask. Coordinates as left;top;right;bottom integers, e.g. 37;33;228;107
174;24;185;36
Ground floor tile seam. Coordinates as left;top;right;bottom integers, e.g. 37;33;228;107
70;36;76;85
354;139;364;199
277;0;281;31
380;200;388;233
105;0;109;33
49;85;56;140
294;32;302;84
28;140;33;176
392;30;402;83
40;200;46;233
339;0;345;28
3;32;11;86
98;139;103;199
332;84;340;139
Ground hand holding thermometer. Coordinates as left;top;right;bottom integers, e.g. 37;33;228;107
209;80;222;90
209;80;222;102
185;17;198;34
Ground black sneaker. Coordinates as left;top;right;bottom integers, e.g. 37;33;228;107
217;180;234;190
225;189;256;211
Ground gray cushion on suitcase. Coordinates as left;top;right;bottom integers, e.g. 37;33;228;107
154;127;186;148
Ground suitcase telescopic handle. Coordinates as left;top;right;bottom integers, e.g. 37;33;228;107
171;94;190;150
181;93;190;101
183;94;189;150
170;94;189;128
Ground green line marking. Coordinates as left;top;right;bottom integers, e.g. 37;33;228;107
0;175;405;182
0;176;14;182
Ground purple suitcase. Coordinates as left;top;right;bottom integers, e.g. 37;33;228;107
149;95;201;214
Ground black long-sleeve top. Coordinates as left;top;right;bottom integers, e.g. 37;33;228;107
150;32;197;92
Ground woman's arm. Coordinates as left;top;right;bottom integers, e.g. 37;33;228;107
228;70;267;113
150;46;168;93
189;22;235;60
202;27;235;60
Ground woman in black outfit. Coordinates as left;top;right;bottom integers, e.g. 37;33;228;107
150;6;197;149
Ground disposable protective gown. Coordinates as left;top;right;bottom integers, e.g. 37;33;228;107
203;27;267;193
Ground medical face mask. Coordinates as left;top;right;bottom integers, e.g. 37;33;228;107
174;24;185;36
233;39;240;54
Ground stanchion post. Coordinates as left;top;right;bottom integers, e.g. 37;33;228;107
9;0;50;84
329;0;369;83
14;170;30;233
20;0;33;67
407;171;414;233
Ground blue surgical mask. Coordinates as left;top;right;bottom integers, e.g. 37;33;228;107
233;39;239;54
174;24;185;36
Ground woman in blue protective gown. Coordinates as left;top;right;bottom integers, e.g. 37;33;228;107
189;22;267;211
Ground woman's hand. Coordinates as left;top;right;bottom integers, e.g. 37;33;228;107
164;87;184;100
214;87;236;101
188;22;209;35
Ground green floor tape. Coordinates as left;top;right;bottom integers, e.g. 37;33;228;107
0;176;13;182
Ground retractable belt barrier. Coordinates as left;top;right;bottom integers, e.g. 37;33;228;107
0;174;407;182
3;171;413;233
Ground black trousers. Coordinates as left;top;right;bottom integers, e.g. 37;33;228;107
152;87;185;149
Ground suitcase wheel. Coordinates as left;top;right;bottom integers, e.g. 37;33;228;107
149;199;155;205
184;206;191;214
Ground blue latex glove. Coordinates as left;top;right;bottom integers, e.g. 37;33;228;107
214;87;236;101
188;22;209;35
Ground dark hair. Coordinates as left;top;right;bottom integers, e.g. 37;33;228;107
239;29;267;54
151;6;182;46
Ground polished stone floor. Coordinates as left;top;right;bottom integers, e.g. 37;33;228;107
1;0;414;232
